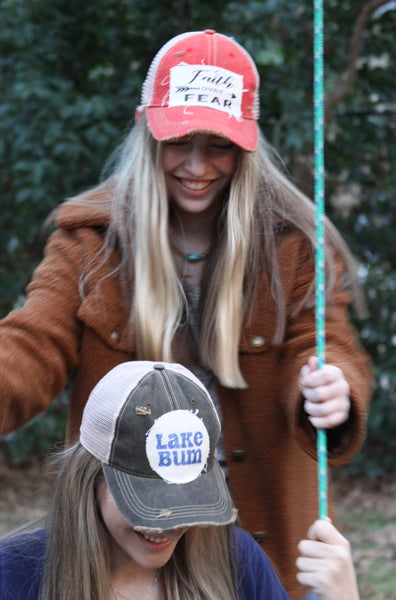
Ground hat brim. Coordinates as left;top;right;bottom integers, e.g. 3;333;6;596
103;460;237;532
146;105;257;152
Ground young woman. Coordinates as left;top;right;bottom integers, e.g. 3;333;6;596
0;30;372;599
0;361;291;600
0;362;360;600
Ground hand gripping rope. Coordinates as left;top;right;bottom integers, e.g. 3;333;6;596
314;0;328;520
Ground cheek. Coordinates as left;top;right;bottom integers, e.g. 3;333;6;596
161;148;179;173
98;486;130;537
101;500;125;535
218;152;238;178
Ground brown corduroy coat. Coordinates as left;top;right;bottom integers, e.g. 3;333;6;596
0;193;372;599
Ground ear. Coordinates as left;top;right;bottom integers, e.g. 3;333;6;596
135;105;144;122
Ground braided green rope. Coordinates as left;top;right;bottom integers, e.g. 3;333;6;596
314;0;328;520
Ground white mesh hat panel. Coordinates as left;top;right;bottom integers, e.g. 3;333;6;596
141;31;201;106
79;361;219;463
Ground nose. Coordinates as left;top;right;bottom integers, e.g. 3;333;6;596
184;141;209;176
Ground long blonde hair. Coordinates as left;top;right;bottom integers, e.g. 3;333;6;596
68;114;364;388
37;443;238;600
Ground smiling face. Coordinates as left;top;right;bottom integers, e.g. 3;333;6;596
161;133;239;218
98;482;187;571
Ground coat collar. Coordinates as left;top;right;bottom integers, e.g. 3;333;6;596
55;185;113;231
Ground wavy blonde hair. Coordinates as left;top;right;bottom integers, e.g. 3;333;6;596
36;443;238;600
68;114;364;388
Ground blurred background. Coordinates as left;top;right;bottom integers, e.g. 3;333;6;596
0;0;395;475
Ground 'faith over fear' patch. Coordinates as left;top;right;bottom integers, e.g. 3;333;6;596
169;64;243;119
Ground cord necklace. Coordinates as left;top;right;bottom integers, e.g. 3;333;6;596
110;569;161;600
171;240;210;263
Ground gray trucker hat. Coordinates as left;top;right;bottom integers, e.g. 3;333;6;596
80;361;237;532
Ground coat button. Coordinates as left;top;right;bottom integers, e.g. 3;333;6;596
231;449;246;462
110;330;120;343
252;531;267;544
250;335;265;348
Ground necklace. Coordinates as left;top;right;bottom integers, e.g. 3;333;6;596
110;569;160;600
171;241;210;263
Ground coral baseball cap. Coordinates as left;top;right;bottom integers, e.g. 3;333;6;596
80;361;237;532
139;29;260;151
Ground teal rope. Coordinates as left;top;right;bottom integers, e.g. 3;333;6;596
313;0;328;520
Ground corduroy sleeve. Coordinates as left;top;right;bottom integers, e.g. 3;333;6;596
277;233;373;465
0;227;99;434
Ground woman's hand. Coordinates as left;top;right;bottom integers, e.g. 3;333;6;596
296;519;360;600
299;356;350;429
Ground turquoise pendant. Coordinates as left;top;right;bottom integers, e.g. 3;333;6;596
186;252;204;262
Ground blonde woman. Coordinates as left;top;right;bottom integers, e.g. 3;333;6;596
0;31;372;599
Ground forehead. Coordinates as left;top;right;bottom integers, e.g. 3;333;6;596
164;132;233;143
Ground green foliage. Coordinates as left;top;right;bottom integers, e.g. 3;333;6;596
337;493;396;599
0;393;68;462
0;0;395;473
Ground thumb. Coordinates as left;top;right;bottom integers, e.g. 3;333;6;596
308;519;348;546
307;355;319;373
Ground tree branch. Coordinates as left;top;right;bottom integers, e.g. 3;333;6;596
324;0;390;124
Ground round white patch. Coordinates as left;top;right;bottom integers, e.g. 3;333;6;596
145;410;210;484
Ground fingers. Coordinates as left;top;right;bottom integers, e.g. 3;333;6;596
298;522;349;562
300;363;349;398
306;519;348;546
296;521;359;600
304;397;350;428
299;358;351;428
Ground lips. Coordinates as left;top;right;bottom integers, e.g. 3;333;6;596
178;178;212;191
141;532;170;544
134;531;170;552
136;528;186;550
